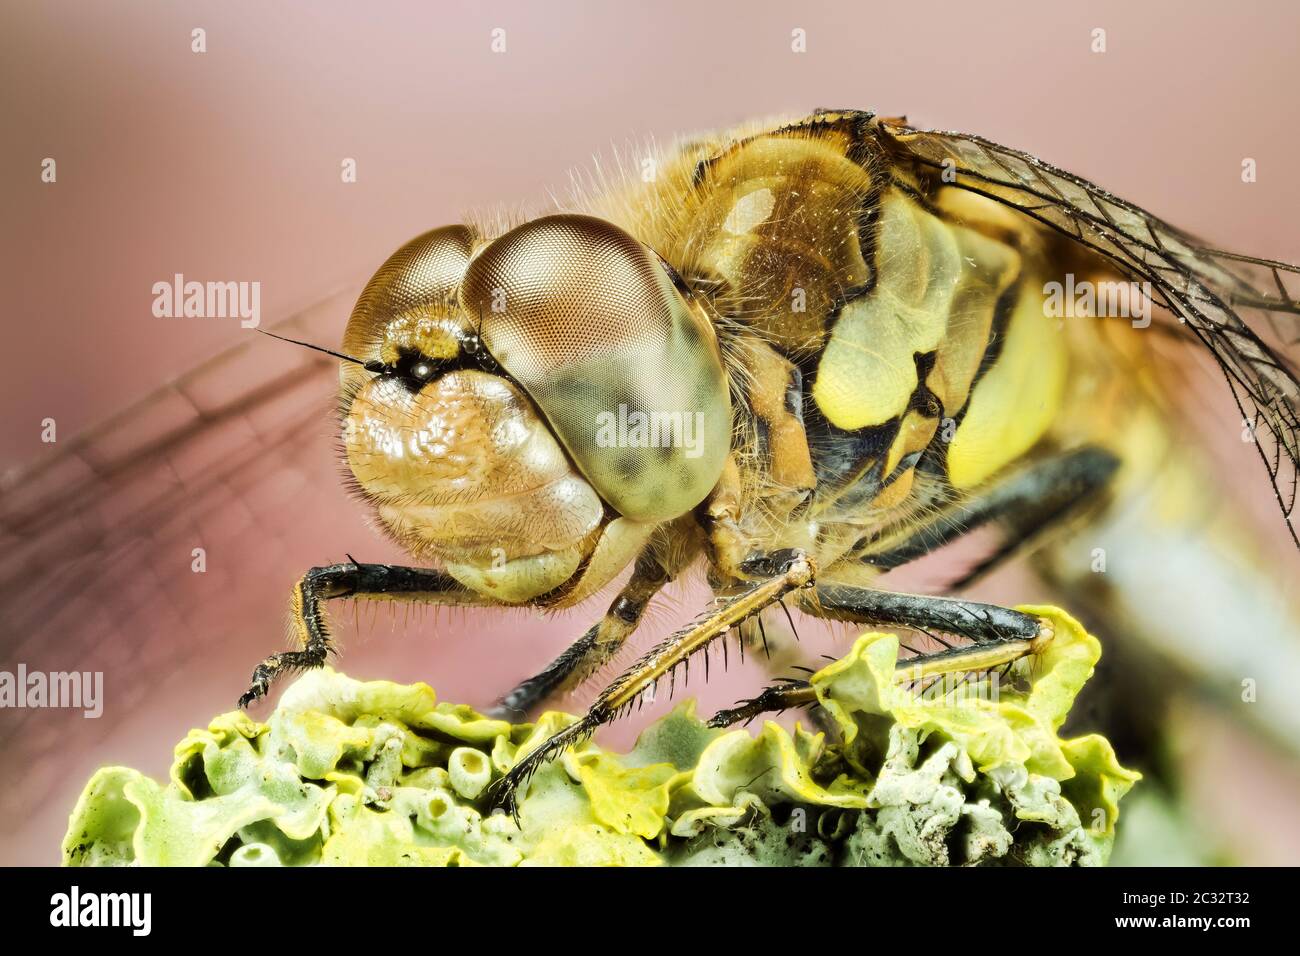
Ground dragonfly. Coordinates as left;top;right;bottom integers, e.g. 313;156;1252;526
3;109;1298;829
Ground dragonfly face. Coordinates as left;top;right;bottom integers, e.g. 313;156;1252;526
338;216;732;604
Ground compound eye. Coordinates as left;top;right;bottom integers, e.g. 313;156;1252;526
461;214;732;522
342;225;476;393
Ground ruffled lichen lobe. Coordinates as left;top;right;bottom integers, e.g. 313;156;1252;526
63;606;1138;866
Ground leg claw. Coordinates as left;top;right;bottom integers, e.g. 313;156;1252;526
487;773;522;823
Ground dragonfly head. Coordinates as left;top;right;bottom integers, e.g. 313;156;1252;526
333;217;731;603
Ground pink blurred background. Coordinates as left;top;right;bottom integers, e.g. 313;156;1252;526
3;0;1299;865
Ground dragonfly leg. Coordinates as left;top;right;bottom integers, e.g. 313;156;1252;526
708;588;1052;726
489;548;816;817
488;552;669;721
707;680;816;728
237;561;480;708
806;586;1046;643
859;445;1119;581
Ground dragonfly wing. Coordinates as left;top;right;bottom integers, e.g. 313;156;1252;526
0;284;394;860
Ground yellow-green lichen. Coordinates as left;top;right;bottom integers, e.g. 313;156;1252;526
63;606;1138;867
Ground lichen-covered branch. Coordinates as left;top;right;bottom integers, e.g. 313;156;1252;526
62;606;1138;867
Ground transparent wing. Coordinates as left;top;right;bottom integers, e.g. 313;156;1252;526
0;284;376;859
875;120;1300;548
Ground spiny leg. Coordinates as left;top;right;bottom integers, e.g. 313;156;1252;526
488;552;669;721
708;678;816;729
707;587;1050;726
860;446;1119;578
490;548;816;815
708;626;1051;727
809;586;1045;644
731;606;844;737
239;561;481;708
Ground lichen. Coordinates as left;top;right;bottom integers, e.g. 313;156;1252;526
63;606;1138;867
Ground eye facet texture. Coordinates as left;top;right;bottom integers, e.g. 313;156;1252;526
464;214;732;522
